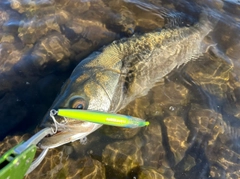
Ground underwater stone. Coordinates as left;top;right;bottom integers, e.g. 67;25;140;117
185;52;233;100
106;0;165;34
0;42;28;91
209;165;226;179
141;118;175;178
102;96;149;139
101;126;141;140
138;167;173;179
188;104;225;145
163;116;190;165
183;155;196;172
207;143;240;179
10;0;55;13
0;9;20;34
102;136;144;174
56;0;90;16
25;146;105;179
226;43;240;61
188;104;240;178
0;34;15;43
18;7;60;44
150;81;189;116
67;19;118;62
30;31;71;73
55;10;72;25
224;0;240;16
196;0;224;11
147;102;164;117
141;118;167;168
0;9;9;30
67;157;106;179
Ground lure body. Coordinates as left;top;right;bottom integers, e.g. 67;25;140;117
57;109;149;128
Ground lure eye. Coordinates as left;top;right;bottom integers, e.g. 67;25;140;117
70;97;88;110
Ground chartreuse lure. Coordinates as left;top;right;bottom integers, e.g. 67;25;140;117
57;109;149;128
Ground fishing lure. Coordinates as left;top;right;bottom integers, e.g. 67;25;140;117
57;109;149;128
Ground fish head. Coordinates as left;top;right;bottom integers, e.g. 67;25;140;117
51;71;113;113
39;60;121;149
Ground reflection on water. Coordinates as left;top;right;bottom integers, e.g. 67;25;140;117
0;0;240;178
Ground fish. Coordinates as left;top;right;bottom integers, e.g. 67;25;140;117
39;12;217;149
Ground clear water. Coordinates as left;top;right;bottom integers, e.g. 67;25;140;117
0;0;240;178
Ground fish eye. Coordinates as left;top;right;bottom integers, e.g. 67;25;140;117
70;97;88;110
76;104;84;109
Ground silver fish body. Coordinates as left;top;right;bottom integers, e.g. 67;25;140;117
40;13;216;149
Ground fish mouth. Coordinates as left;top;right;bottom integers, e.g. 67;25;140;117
39;118;102;149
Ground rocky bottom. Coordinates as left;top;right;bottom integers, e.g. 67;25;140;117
1;51;240;178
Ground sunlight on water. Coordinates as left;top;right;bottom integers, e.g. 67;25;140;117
0;0;240;178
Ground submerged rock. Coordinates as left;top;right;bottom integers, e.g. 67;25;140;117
182;155;196;172
141;118;166;168
207;143;240;179
188;104;240;178
150;81;189;117
65;18;118;62
66;157;106;179
10;0;55;14
141;118;175;178
55;0;90;16
1;0;240;178
185;49;233;100
137;167;175;179
0;41;31;93
102;136;144;174
0;133;30;155
102;95;149;139
188;104;225;145
163;116;190;165
226;42;240;61
0;8;9;30
101;125;141;140
18;7;60;44
0;8;20;34
30;31;71;73
24;145;105;179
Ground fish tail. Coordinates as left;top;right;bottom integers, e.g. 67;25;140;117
197;9;219;35
196;9;219;53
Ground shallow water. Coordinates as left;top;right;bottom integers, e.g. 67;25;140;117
0;0;240;178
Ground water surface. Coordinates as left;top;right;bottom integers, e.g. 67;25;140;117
0;0;240;178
